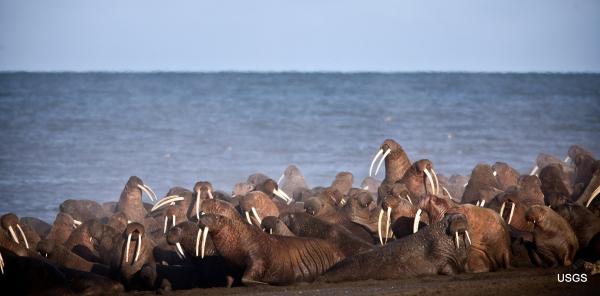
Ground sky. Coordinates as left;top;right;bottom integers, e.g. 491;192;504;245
0;0;599;72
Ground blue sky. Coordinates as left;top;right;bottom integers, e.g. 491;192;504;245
1;0;599;72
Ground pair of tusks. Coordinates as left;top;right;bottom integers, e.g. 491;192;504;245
163;215;177;234
137;184;157;202
585;184;600;208
370;148;391;177
454;231;472;249
194;226;210;258
530;165;539;176
499;201;516;225
195;190;214;219
339;198;347;206
423;168;440;195
8;224;29;250
475;199;486;207
150;195;184;212
245;207;262;225
73;219;82;229
377;207;393;245
273;188;293;205
124;232;142;263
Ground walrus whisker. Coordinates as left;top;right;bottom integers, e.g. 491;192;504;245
508;202;515;225
585;185;600;208
431;168;440;195
195;227;202;257
529;165;539;176
134;233;142;262
369;148;384;177
16;224;29;249
374;148;391;177
125;232;132;263
377;209;384;245
413;208;422;233
8;225;19;244
499;202;506;218
465;230;472;245
176;242;186;259
424;169;435;195
251;207;262;225
245;211;253;225
201;226;209;259
150;195;184;212
455;232;460;249
384;206;392;244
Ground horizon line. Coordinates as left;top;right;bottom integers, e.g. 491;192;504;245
1;70;600;75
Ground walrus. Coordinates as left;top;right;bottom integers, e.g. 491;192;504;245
19;216;51;239
239;191;281;227
491;162;520;191
462;164;503;205
1;213;40;252
46;213;79;245
553;203;600;261
255;179;294;205
115;176;157;223
197;214;345;285
378;187;430;244
539;163;573;200
37;239;110;276
279;165;310;201
260;216;296;237
369;139;411;204
330;171;354;196
525;205;579;267
59;199;108;222
304;196;374;243
396;159;441;201
321;213;470;282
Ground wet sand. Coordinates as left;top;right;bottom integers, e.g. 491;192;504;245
131;267;598;295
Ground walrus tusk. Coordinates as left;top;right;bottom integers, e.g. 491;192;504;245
405;194;413;204
413;209;422;233
564;156;571;163
125;233;132;263
476;200;480;207
134;233;142;262
245;211;253;225
269;228;273;235
374;148;392;177
384;206;392;244
0;251;4;274
201;226;209;259
207;190;214;200
16;224;29;249
196;191;201;220
493;170;497;177
377;209;384;245
465;230;472;245
150;195;184;212
8;226;19;244
369;149;384;177
431;168;440;195
172;215;176;227
423;169;435;195
585;185;600;208
442;187;453;201
175;242;186;259
363;185;369;190
163;216;168;233
507;202;515;225
251;207;262;225
499;202;506;218
272;189;291;203
277;174;284;185
137;184;156;202
195;227;202;257
340;198;346;206
479;199;486;207
455;232;460;249
277;188;294;205
529;165;539;176
73;219;82;226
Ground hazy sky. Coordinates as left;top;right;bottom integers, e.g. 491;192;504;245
1;0;599;72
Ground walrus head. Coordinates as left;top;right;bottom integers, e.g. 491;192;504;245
125;176;157;203
256;179;292;204
525;205;548;229
369;139;406;177
123;222;145;263
445;213;471;250
1;213;30;250
36;239;55;258
304;197;328;217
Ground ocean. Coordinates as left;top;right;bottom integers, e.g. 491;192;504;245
0;72;599;222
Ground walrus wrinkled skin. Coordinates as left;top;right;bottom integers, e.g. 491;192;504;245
304;196;374;243
525;205;579;267
491;162;520;191
553;203;600;261
37;239;110;276
198;214;345;285
462;164;503;205
321;213;470;282
419;195;511;272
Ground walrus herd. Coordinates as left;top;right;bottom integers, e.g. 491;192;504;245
1;139;599;294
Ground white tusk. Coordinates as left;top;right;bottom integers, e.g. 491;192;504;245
134;233;142;262
413;209;422;233
176;242;186;259
377;209;384;245
508;202;515;225
493;170;497;177
245;211;253;225
476;200;480;207
369;149;384;177
585;185;600;208
455;232;460;249
363;185;369;190
172;215;176;227
73;220;82;226
270;228;273;235
196;191;200;220
530;165;539;176
465;230;472;245
406;194;413;204
431;168;440;195
463;182;468;188
277;174;284;185
564;156;571;163
442;187;453;200
479;199;486;207
272;189;290;203
374;149;391;177
137;184;155;202
385;206;392;244
423;169;435;195
16;224;29;249
144;184;157;201
499;202;506;218
0;251;4;274
125;233;132;263
201;226;209;259
150;195;184;212
340;198;346;206
8;226;19;244
207;190;214;200
251;207;262;225
195;227;202;257
163;216;168;234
